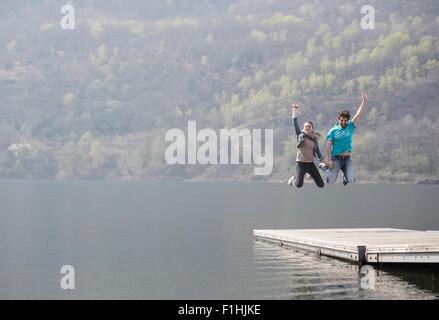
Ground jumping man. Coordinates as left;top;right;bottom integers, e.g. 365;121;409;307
325;91;367;185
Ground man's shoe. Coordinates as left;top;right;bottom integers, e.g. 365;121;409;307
287;176;295;186
342;176;348;186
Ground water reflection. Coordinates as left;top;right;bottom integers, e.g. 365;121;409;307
375;264;439;296
252;239;438;300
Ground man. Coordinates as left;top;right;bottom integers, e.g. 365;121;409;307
325;91;367;185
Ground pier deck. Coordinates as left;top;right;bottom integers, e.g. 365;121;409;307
253;228;439;264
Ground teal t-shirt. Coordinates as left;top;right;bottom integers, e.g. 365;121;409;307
326;120;356;156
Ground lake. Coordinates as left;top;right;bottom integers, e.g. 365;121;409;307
0;181;438;299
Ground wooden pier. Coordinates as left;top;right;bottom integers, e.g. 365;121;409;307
253;228;439;264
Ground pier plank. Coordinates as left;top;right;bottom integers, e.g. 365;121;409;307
253;228;439;264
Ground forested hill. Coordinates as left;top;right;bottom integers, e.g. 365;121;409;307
1;0;439;183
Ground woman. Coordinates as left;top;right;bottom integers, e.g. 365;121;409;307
287;102;328;188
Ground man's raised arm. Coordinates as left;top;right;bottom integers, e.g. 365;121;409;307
352;90;367;127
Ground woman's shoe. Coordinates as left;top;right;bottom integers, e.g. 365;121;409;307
318;162;328;173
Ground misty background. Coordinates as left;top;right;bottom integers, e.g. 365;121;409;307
1;0;438;183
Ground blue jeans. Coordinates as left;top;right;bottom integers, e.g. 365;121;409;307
326;156;355;184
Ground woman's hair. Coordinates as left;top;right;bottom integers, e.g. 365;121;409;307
313;132;322;140
338;110;351;119
304;121;322;139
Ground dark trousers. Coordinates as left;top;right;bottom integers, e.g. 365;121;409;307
294;162;324;188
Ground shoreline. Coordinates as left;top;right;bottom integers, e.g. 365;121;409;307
0;178;438;185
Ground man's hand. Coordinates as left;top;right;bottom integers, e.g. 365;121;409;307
361;90;367;102
326;158;334;169
353;91;367;126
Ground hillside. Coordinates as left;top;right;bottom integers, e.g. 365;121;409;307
0;0;438;183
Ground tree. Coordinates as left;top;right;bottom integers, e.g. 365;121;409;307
90;19;105;38
404;56;420;81
424;59;439;79
379;32;410;51
250;29;268;42
63;93;76;107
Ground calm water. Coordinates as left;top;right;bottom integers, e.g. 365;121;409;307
0;181;438;299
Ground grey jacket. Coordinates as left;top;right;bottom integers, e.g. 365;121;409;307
292;116;323;161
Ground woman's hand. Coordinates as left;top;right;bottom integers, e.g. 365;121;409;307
291;102;299;116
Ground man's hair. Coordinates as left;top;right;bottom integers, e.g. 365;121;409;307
338;110;351;119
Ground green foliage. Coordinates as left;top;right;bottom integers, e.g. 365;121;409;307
90;19;105;38
63;93;76;107
261;13;304;28
250;29;268;42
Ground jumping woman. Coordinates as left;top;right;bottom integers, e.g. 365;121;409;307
287;102;329;188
